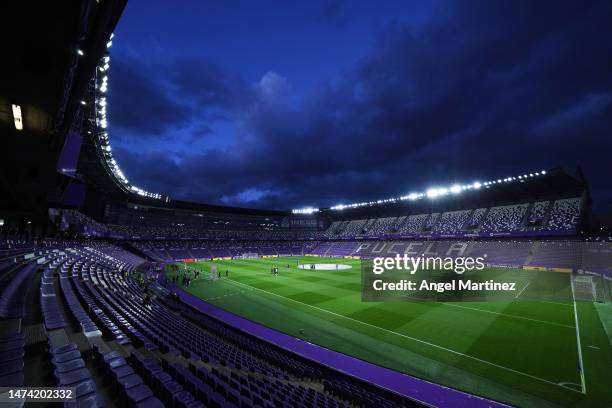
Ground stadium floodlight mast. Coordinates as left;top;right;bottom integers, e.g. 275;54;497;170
89;34;165;202
314;169;549;212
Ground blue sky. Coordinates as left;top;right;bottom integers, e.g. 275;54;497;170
106;0;612;210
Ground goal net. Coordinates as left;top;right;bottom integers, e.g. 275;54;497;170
572;273;596;302
241;252;259;259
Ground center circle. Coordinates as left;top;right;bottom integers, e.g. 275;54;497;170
297;263;352;270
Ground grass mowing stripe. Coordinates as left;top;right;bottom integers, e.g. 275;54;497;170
441;302;575;329
223;276;582;394
570;276;587;394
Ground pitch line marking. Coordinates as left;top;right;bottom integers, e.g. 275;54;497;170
540;300;573;307
223;277;582;394
441;303;575;329
570;277;587;394
515;281;530;299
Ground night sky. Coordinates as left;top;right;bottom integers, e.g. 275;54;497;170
107;0;612;211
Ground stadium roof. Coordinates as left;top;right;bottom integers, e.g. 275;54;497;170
315;167;588;219
0;0;127;219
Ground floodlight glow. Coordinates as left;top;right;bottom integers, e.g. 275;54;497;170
11;104;23;130
326;169;546;210
292;207;319;215
426;188;439;198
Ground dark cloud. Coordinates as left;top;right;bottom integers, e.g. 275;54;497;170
166;58;253;111
111;0;612;210
108;58;191;137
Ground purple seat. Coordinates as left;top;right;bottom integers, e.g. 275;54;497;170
161;380;183;403
209;393;226;408
126;384;153;405
151;370;173;392
55;358;86;374
0;348;24;362
135;396;165;408
56;368;91;386
102;350;123;363
0;358;24;374
0;332;25;343
196;383;213;404
174;390;195;408
118;373;143;390
0;371;24;387
51;343;78;354
111;364;135;379
52;350;82;364
73;379;97;399
0;339;25;351
107;357;127;371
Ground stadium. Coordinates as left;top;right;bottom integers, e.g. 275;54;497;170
1;1;611;408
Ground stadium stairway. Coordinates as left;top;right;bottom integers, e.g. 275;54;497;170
519;202;535;228
525;241;540;266
119;242;156;263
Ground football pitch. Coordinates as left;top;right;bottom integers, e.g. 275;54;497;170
165;256;612;408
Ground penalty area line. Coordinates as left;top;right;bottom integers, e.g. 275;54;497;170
515;281;530;299
223;277;582;394
441;302;575;329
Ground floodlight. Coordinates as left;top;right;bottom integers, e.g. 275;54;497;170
541;170;546;174
426;188;440;198
77;49;84;56
450;185;461;194
473;182;482;189
11;104;23;130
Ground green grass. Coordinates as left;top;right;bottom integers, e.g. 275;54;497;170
165;256;612;408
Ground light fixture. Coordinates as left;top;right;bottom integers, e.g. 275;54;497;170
11;104;23;130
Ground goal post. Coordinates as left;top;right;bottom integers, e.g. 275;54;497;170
210;264;219;281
